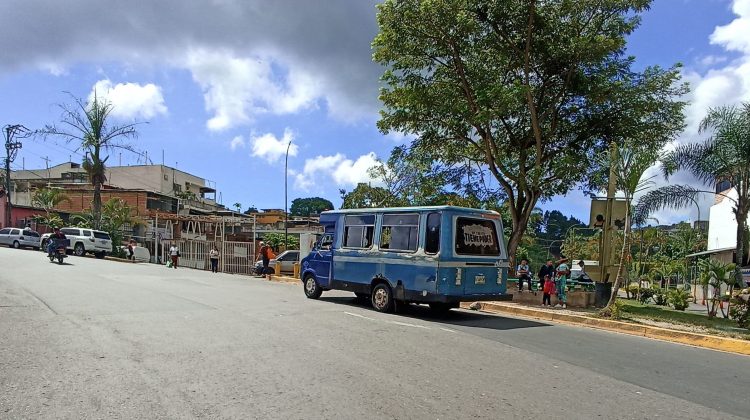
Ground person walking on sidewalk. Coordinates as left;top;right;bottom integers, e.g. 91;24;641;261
209;246;220;273
542;274;556;307
169;244;180;269
555;257;570;308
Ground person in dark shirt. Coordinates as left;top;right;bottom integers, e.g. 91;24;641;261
538;260;555;291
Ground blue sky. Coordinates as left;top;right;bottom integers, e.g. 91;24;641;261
1;0;748;224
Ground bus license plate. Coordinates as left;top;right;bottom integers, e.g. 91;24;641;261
475;274;486;284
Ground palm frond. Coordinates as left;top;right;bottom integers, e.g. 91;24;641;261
632;185;705;226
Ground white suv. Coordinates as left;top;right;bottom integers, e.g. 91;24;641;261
41;227;113;259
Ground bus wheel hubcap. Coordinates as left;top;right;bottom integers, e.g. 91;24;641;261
374;289;387;308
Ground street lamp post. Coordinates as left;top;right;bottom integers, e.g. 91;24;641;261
284;140;291;251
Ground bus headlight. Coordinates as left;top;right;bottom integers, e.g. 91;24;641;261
455;268;462;285
497;268;502;284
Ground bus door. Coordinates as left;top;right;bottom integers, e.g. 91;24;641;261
308;233;333;287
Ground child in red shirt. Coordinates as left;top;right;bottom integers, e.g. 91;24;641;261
542;274;556;307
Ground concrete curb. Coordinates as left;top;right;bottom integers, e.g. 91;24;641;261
462;302;750;356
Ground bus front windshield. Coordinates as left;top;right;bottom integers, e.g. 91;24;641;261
455;217;501;257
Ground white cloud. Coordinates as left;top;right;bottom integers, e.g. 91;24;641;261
710;0;750;54
250;128;298;163
230;135;245;151
186;49;321;131
698;55;728;67
89;79;168;120
294;152;381;191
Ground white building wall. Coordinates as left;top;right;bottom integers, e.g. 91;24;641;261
708;188;744;250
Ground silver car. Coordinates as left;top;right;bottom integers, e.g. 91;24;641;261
0;228;41;250
255;250;300;274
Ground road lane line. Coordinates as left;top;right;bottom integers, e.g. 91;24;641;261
440;327;457;333
344;311;376;321
389;320;430;329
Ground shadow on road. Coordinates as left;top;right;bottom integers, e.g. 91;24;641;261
320;296;550;331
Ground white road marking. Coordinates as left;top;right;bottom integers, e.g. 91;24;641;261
389;320;430;329
344;311;376;321
343;311;450;332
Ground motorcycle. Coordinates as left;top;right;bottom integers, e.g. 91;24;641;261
47;239;70;265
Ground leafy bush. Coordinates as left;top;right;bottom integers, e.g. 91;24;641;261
638;287;655;304
626;283;639;299
729;288;750;329
598;299;623;320
667;288;690;311
652;286;668;306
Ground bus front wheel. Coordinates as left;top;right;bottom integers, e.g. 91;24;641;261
371;283;393;313
303;275;322;299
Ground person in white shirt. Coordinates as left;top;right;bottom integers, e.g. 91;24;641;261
169;245;179;269
516;259;531;291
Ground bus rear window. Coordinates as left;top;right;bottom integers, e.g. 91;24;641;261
455;217;500;256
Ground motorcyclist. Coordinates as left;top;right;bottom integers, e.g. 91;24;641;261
47;227;67;257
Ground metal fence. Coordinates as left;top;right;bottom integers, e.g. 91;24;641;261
159;239;256;275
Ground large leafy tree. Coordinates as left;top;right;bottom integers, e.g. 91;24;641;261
373;0;686;268
290;197;335;216
40;93;140;230
636;103;750;286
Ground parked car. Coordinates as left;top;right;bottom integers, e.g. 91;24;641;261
41;227;112;258
254;250;300;274
0;228;41;250
117;245;151;262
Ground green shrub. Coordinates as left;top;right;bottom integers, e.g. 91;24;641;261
598;299;623;320
729;289;750;329
638;287;655;304
626;283;639;299
667;288;690;311
652;286;668;306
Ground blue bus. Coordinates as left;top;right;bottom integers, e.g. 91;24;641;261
300;206;511;313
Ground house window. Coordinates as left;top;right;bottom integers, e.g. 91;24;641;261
343;215;375;248
716;179;732;193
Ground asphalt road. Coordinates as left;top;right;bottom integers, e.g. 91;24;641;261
1;246;749;420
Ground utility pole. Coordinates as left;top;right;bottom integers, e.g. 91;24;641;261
4;124;29;228
284;140;292;251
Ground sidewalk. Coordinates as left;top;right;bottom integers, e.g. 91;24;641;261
461;300;750;356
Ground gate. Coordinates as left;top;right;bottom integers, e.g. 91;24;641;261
160;239;256;275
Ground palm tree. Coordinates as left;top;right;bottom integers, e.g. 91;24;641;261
604;141;660;309
40;93;140;230
697;258;736;318
31;187;71;215
636;102;750;287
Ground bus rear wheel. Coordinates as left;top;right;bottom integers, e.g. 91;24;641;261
303;275;322;299
371;283;393;313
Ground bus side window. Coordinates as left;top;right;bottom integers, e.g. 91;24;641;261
425;212;441;254
343;215;375;248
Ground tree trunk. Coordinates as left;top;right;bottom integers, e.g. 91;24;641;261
607;202;631;308
93;182;102;230
506;203;535;277
735;207;747;287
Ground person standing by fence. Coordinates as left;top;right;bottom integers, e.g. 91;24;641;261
169;244;180;269
257;241;271;279
209;246;220;273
